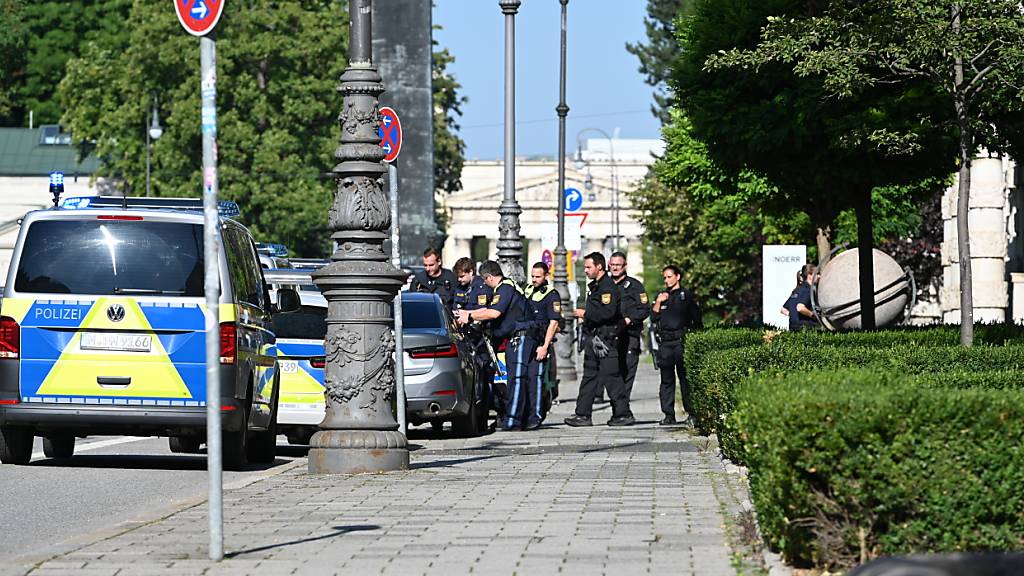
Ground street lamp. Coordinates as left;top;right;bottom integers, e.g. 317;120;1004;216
308;0;409;474
146;94;163;197
553;0;576;382
574;129;618;251
496;0;525;284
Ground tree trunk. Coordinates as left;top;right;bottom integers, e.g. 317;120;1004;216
953;2;973;347
816;225;832;269
854;191;876;330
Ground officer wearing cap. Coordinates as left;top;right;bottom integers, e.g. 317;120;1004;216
410;247;458;310
456;260;534;431
652;264;703;426
608;251;650;417
565;252;631;427
523;262;562;429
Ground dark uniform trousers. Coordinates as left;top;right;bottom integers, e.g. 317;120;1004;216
522;341;547;426
503;335;538;428
577;344;629;419
618;335;642;416
656;334;690;417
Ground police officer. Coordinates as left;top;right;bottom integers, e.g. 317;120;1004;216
565;252;632;427
456;261;535;431
410;247;458;310
523;262;562;429
652;265;703;426
452;257;496;423
608;251;650;415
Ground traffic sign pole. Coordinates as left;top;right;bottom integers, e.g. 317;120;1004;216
381;108;405;435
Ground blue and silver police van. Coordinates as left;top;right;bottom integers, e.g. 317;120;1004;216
0;196;282;470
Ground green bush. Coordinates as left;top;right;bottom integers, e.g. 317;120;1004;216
705;344;1024;461
736;369;1024;569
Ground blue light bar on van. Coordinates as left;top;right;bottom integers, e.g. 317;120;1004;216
59;196;242;218
49;171;65;206
256;243;289;258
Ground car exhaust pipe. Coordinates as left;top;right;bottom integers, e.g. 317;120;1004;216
428;402;441;414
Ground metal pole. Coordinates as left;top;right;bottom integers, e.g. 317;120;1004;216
553;0;576;382
145;111;151;198
200;36;223;562
497;0;524;284
390;162;407;436
611;140;617;251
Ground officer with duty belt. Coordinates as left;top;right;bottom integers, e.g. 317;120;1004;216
652;264;703;427
452;257;496;420
523;262;562;429
410;247;458;310
565;252;632;427
456;260;535;431
608;251;650;417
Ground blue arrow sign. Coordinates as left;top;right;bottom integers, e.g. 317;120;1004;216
565;187;583;212
191;0;208;19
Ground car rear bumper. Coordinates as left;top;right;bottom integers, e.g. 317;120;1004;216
0;399;246;436
405;368;471;421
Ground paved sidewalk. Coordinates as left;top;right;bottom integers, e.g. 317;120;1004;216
8;360;757;576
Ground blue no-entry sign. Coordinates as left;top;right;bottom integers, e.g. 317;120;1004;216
379;107;402;163
565;187;583;212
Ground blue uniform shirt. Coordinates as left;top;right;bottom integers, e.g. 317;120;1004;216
453;275;492;312
487;278;527;339
525;282;562;324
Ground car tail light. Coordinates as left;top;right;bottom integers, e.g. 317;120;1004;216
432;390;456;396
0;399;18;405
219;322;236;364
0;316;20;359
97;215;144;221
408;343;458;359
310;357;326;369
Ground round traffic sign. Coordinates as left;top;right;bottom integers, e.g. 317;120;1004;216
542;249;554;269
565;187;583;212
175;0;225;37
379;107;402;163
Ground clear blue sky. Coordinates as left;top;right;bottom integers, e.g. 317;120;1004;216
432;1;661;160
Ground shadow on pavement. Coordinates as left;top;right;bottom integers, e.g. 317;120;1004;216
29;455;293;472
226;525;381;558
410;453;508;469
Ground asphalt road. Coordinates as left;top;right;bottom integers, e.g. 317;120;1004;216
0;435;307;564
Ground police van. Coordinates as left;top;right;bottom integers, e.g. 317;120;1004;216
0;196;285;470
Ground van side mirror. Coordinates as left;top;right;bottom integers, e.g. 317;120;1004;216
276;288;301;313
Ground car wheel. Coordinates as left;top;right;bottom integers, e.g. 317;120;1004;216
43;435;75;459
169;436;202;454
453;385;488;438
223;399;250;472
247;384;278;464
0;426;34;464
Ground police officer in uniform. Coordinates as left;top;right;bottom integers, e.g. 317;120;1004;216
452;257;496;423
523;262;562;429
410;247;458;310
608;251;650;414
565;252;632;427
456;261;535;431
652;265;703;426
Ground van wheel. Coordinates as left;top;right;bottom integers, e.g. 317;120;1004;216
43;435;75;459
223;402;250;472
169;436;202;454
0;426;33;464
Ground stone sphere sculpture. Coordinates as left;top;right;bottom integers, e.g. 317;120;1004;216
815;248;912;330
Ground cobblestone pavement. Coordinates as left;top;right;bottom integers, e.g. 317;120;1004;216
6;360;759;576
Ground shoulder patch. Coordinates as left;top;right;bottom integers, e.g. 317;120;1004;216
477;294;487;305
601;293;612;305
491;293;501;305
553;300;561;313
640;293;649;304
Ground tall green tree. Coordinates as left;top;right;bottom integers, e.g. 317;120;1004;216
0;0;28;122
59;0;348;257
625;0;692;124
709;0;1024;344
432;39;466;196
680;0;957;329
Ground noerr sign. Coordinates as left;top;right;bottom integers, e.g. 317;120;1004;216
175;0;225;36
378;107;402;163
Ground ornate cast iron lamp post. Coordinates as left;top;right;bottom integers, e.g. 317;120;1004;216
497;0;525;284
309;0;409;474
553;0;576;381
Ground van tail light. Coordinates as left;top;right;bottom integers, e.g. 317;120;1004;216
408;343;459;359
0;316;20;359
310;357;326;369
219;322;236;365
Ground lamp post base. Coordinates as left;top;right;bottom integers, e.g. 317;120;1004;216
307;430;409;474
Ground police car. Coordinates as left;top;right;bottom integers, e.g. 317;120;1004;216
0;196;287;470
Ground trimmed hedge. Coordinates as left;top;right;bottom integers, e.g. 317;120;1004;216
705;345;1024;461
736;369;1024;569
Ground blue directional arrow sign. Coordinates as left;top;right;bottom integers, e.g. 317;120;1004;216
565;187;583;212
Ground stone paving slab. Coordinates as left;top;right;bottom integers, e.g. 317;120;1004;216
5;361;761;576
